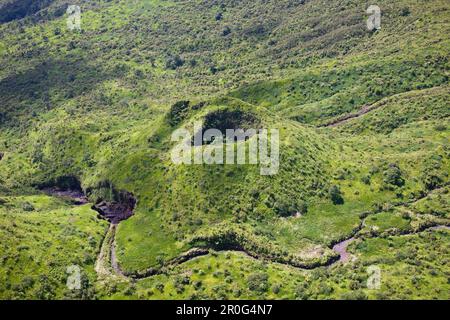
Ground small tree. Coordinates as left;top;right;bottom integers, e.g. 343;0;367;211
400;7;411;16
247;273;269;293
329;185;344;205
274;198;296;217
383;163;405;187
165;54;184;70
422;170;443;191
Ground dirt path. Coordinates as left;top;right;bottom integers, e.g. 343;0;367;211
95;224;114;277
95;223;127;279
320;102;383;128
109;226;125;277
44;183;449;278
332;238;356;263
319;86;447;128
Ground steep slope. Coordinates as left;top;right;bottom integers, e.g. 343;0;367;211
0;0;448;299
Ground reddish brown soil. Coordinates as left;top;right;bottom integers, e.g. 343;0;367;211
320;101;387;128
332;238;355;263
92;192;136;224
43;187;88;205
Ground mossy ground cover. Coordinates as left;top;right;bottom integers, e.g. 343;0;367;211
0;0;448;299
0;194;108;299
95;228;450;300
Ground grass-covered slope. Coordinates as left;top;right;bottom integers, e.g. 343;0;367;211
0;194;108;299
0;0;449;299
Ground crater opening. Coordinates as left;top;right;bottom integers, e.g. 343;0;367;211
194;109;261;146
87;181;136;225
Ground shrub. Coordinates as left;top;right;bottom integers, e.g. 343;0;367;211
222;26;231;36
272;283;281;294
247;273;269;293
22;202;35;212
361;175;371;185
400;7;411;16
317;283;334;295
274;199;296;217
165;54;184;70
422;171;443;191
193;281;203;290
155;283;164;293
167;101;190;126
295;283;310;300
329;185;344;205
434;124;446;131
383;164;405;187
21;276;35;289
340;290;368;300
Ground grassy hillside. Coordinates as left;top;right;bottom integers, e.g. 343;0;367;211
0;0;448;299
0;194;107;299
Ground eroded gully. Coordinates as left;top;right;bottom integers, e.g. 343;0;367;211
45;187;449;280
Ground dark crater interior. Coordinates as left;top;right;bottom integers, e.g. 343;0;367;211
194;109;261;146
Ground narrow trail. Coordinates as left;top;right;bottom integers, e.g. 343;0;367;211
45;185;449;280
95;224;113;277
110;228;124;276
102;186;449;279
318;86;447;128
332;238;356;264
95;224;127;280
320;103;382;128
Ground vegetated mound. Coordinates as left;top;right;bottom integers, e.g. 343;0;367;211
114;103;338;273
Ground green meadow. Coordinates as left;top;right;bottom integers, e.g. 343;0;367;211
0;0;448;299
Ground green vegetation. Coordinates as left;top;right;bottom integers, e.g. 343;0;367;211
0;194;108;299
0;0;448;300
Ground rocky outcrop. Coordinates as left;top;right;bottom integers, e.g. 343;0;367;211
92;191;136;224
40;176;88;205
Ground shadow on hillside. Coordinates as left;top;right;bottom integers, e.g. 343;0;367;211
0;0;55;23
0;51;128;126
